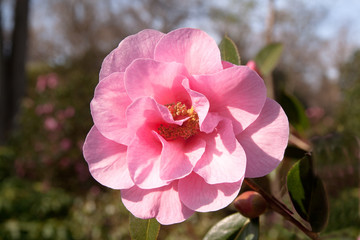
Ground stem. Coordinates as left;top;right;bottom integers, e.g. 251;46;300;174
244;178;319;240
289;133;312;152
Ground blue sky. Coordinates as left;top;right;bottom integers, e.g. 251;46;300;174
308;0;360;42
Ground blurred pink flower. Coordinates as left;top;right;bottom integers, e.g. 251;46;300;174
64;107;75;118
35;73;59;92
35;103;54;115
36;76;47;93
60;138;72;151
306;106;325;120
57;107;75;121
44;117;58;131
47;74;59;89
246;60;262;77
83;28;289;224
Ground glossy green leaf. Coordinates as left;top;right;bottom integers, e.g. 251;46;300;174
203;213;247;240
278;90;309;133
234;218;259;240
287;155;313;220
308;176;329;232
219;35;241;65
129;214;160;240
254;43;283;76
287;155;329;232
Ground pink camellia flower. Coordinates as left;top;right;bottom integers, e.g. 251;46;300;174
83;28;289;225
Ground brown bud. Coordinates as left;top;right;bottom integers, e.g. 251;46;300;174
234;191;267;218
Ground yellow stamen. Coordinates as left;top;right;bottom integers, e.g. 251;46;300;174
158;102;199;140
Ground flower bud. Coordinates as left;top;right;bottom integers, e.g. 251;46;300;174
246;60;262;77
234;191;267;218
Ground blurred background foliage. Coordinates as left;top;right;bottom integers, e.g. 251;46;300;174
0;0;359;239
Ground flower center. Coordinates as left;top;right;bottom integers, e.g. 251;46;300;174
158;102;200;141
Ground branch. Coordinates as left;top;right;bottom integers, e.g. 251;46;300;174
244;178;319;240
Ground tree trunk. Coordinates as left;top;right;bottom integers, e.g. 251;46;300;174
0;0;6;144
264;0;275;99
0;0;30;144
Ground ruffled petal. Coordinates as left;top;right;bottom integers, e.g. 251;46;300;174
125;59;190;104
127;130;168;189
200;112;222;134
121;182;194;225
178;172;242;212
83;126;134;189
157;134;206;181
154;28;223;75
182;79;211;133
191;66;267;134
126;97;189;189
237;98;289;178
126;97;188;138
99;29;164;81
90;72;132;145
194;120;247;184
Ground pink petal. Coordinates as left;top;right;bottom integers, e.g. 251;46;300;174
126;97;189;189
182;79;211;133
125;59;191;105
90;72;133;145
154;28;223;75
127;131;169;189
194;120;247;184
121;182;194;225
200;112;222;134
99;29;164;81
126;97;187;138
191;66;267;134
83;126;134;189
157;134;206;181
178;172;242;212
237;98;289;178
222;60;235;69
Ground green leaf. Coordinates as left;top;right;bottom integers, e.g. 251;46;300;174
219;35;241;65
287;155;313;220
129;214;160;240
203;213;247;240
234;218;259;240
254;43;283;76
308;176;329;232
287;155;329;232
278;90;309;133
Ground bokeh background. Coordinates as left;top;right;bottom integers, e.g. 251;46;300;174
0;0;359;239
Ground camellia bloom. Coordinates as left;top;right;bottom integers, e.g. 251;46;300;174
83;28;289;225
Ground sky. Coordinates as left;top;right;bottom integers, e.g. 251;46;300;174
302;0;360;42
2;0;360;51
